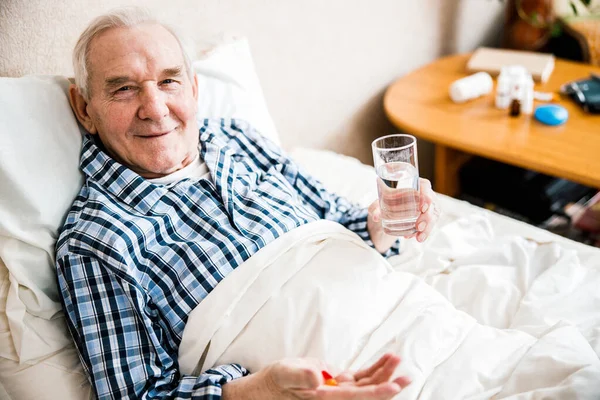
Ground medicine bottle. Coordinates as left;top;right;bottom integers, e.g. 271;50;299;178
495;68;511;109
510;98;521;117
449;72;493;103
509;77;524;117
520;75;534;115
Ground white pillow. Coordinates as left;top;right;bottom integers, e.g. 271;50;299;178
193;38;280;145
0;75;84;365
0;37;278;365
289;148;378;208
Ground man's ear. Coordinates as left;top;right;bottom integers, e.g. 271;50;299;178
68;84;98;134
191;73;198;102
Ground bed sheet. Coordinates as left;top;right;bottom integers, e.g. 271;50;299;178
2;148;599;399
392;194;600;341
291;146;600;351
179;219;600;399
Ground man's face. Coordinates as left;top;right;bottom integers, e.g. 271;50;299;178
83;23;199;178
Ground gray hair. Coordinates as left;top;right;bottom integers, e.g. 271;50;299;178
73;7;194;100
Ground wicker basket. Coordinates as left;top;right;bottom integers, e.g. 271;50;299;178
562;16;600;66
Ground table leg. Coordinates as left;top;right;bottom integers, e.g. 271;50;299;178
434;145;472;197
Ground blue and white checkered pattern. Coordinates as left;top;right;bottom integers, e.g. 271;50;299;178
56;118;400;399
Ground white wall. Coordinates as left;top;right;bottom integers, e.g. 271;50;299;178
0;0;505;179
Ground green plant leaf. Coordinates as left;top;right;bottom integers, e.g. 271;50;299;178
570;2;578;15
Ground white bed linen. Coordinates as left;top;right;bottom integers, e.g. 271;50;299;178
2;147;600;399
179;217;600;399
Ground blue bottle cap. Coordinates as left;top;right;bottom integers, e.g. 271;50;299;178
534;104;569;126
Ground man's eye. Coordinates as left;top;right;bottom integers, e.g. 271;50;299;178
116;86;131;92
161;79;176;85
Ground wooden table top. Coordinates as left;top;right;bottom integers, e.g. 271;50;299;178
384;53;600;189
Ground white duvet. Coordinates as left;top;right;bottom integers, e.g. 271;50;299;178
178;218;600;399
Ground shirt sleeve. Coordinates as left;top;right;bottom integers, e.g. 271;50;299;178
229;119;401;257
57;254;249;400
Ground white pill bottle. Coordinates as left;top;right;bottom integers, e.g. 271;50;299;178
520;74;535;115
448;72;493;103
495;68;512;109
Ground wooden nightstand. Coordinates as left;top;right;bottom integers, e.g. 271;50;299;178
384;53;600;197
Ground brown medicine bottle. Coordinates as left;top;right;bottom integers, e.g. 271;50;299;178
510;98;521;117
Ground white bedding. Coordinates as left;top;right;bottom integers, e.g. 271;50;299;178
3;146;600;399
179;217;600;399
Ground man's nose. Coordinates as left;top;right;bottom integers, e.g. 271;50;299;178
137;86;169;121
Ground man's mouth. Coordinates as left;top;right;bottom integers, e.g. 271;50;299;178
138;129;175;139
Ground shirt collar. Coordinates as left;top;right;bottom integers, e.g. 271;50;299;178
79;122;231;214
80;135;172;213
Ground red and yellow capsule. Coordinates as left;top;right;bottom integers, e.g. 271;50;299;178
321;370;338;386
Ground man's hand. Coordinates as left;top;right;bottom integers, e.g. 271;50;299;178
367;178;439;253
222;353;410;400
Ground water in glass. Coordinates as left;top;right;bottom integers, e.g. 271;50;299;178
376;161;420;236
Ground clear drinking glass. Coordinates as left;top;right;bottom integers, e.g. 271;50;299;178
371;134;420;236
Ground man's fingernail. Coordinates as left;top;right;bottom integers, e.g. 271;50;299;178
417;221;426;232
418;233;427;242
421;203;429;213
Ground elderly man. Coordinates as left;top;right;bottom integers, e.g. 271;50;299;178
58;8;438;400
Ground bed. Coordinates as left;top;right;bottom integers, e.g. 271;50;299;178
1;2;600;400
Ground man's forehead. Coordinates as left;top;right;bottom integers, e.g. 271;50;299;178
87;24;184;79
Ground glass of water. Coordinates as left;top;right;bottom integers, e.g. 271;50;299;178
371;134;420;236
